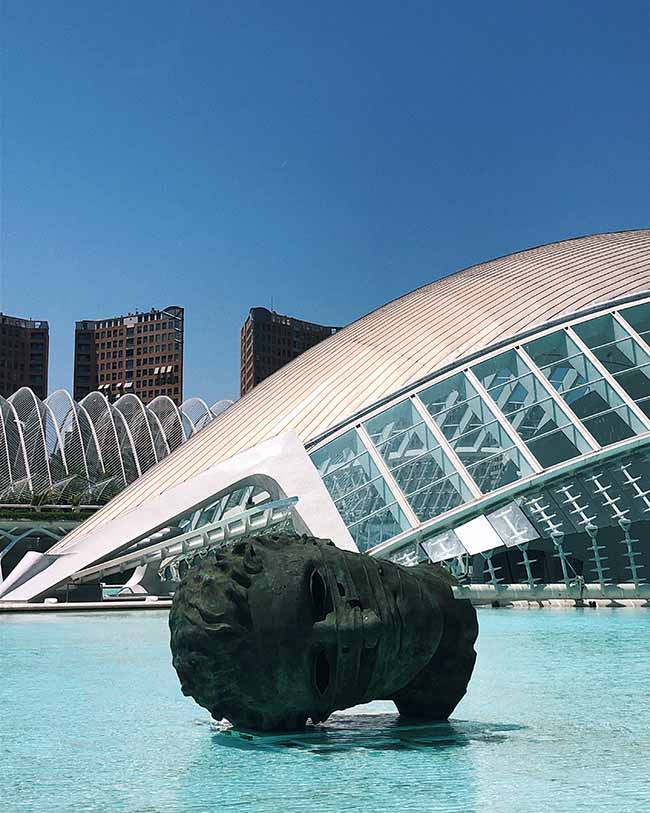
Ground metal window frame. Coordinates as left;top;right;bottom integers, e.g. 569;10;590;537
356;423;420;528
515;346;600;450
566;326;650;432
613;309;650;357
464;368;542;474
410;395;482;499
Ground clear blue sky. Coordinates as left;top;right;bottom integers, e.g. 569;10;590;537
2;1;649;403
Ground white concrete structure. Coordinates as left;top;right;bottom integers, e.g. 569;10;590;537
0;388;232;504
2;230;650;602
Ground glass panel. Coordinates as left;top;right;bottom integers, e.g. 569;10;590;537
433;395;491;442
614;361;650;403
526;425;590;468
473;349;529;397
364;396;472;522
592;337;650;376
583;405;645;446
508;397;569;441
465;447;533;492
563;376;624;419
334;465;396;522
347;504;409;552
311;429;367;477
620;301;650;342
449;419;514;468
391;443;456;495
418;378;498;443
365;400;420;449
572;313;628;349
366;402;438;471
573;315;650;404
524;330;580;369
474;348;592;467
322;451;375;499
637;397;650;418
311;429;411;548
525;328;644;445
418;372;475;416
406;472;471;522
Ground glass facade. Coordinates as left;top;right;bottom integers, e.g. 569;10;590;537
310;429;410;551
524;328;646;445
418;372;534;491
364;400;472;524
310;297;650;555
584;310;650;418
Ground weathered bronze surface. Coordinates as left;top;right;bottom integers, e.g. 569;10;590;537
169;534;477;731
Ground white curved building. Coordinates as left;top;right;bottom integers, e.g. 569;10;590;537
0;388;232;504
3;230;650;602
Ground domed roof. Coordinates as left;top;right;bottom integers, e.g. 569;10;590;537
64;229;650;541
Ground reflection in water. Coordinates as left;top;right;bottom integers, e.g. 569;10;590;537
211;713;523;753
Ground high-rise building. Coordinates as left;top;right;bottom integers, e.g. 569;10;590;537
240;307;338;396
73;305;184;404
0;313;49;399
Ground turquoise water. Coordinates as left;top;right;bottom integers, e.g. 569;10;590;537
2;608;649;812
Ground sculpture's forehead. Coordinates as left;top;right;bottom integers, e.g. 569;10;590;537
252;539;377;576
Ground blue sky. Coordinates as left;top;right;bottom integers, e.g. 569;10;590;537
2;1;649;403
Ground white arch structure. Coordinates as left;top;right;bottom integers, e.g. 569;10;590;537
0;389;233;505
3;230;650;602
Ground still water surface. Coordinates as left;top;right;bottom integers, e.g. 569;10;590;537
2;608;649;812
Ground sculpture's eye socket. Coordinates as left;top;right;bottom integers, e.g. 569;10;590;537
313;649;331;696
309;569;332;621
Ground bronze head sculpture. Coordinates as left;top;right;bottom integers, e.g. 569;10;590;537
169;533;477;732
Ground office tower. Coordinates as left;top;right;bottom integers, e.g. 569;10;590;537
0;313;49;398
240;307;338;396
73;305;184;404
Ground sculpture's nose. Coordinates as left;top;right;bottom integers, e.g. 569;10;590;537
313;608;382;648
